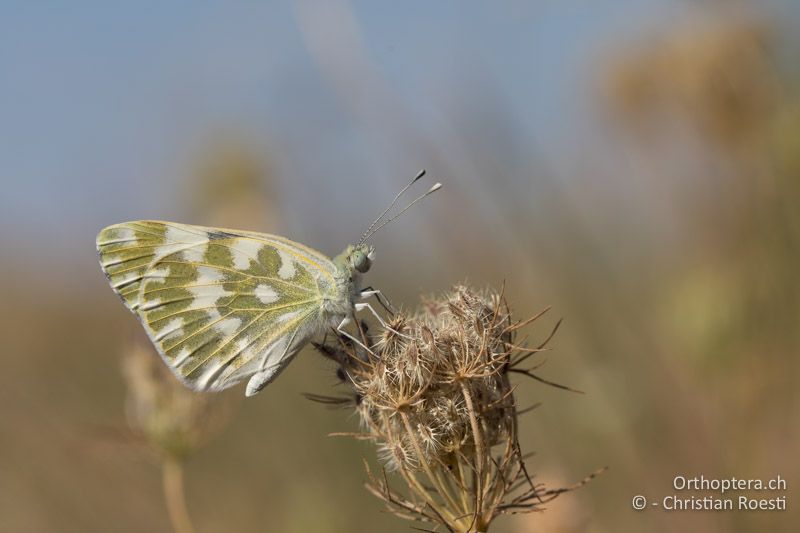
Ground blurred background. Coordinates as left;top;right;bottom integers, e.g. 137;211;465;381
1;1;798;531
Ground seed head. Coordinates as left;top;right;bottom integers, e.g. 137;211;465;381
313;285;598;532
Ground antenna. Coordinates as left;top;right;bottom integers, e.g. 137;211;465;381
358;169;427;245
360;181;442;243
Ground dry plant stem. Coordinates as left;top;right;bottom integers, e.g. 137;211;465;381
454;454;472;517
162;457;196;533
400;412;462;513
459;382;487;531
382;412;453;522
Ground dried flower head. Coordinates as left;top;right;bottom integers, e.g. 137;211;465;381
312;285;601;532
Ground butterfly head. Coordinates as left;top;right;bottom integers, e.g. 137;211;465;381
350;243;376;273
336;243;375;275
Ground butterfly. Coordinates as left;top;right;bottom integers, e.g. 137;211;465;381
97;171;440;397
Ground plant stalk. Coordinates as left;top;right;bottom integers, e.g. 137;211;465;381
162;457;196;533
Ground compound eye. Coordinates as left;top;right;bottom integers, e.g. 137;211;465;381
353;251;372;273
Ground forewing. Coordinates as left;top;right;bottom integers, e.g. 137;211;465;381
97;221;336;392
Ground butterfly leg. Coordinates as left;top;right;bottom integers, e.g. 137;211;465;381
336;315;377;356
354;302;413;340
359;286;396;315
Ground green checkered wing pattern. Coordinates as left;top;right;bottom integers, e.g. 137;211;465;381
97;221;339;394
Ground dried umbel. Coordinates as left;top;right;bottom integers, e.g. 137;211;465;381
313;286;598;532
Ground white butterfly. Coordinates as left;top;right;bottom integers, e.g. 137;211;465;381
97;171;440;396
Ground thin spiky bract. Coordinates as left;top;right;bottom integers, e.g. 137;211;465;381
313;286;590;532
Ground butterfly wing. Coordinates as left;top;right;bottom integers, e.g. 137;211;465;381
97;220;338;394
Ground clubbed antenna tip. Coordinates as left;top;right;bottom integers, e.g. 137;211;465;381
359;169;441;245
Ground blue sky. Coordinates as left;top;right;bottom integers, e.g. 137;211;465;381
1;1;793;262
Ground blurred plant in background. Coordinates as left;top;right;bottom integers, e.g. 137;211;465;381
122;342;233;533
606;12;800;448
607;18;779;147
589;12;800;532
188;136;282;231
